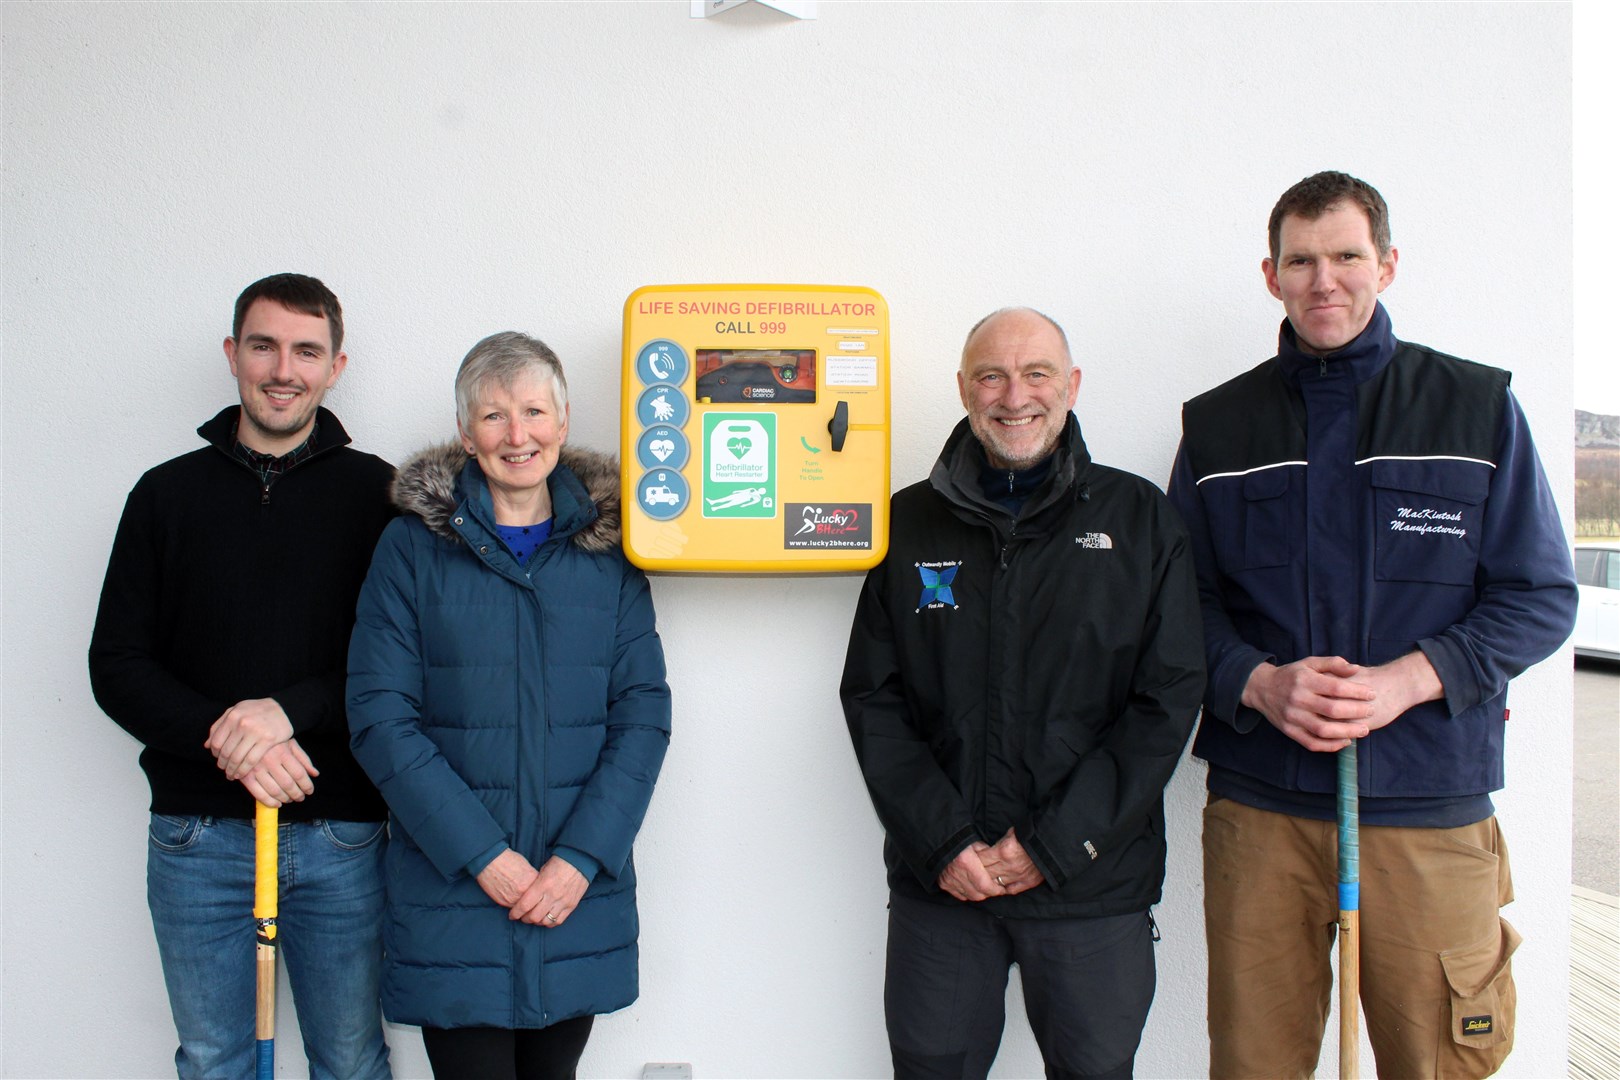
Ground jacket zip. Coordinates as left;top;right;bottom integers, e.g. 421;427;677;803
523;570;540;1024
452;509;557;1025
210;439;342;507
982;529;1004;830
526;556;547;1025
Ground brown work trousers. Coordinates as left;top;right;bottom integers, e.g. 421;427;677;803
1204;798;1518;1079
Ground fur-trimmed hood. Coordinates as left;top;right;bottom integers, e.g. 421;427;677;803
390;441;622;553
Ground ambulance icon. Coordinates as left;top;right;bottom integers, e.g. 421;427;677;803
636;470;689;521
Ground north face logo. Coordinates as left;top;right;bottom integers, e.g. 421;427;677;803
1075;533;1113;549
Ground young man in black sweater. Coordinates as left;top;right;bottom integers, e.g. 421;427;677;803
90;274;395;1079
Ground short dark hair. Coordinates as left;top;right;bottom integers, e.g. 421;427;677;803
232;273;345;353
1267;171;1392;264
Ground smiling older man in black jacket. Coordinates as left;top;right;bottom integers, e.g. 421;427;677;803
841;307;1205;1080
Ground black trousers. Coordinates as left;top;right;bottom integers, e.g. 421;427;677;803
884;892;1155;1080
420;1016;595;1080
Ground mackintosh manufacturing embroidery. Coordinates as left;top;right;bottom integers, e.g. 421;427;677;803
1389;506;1468;539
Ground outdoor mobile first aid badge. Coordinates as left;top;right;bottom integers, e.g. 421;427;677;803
622;284;891;572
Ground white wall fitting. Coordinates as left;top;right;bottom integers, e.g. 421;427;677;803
1;3;1573;1077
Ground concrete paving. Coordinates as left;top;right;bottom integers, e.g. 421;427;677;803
1574;660;1619;895
1570;662;1617;1080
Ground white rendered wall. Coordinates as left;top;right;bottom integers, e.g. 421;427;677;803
0;4;1574;1078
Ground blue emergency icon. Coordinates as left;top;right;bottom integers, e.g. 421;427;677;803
636;340;689;387
637;470;690;521
637;426;690;471
636;383;689;430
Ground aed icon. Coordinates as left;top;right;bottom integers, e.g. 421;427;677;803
621;283;890;572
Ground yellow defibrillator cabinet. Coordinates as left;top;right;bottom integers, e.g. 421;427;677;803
621;283;890;572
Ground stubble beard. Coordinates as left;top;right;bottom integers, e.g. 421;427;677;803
241;388;320;445
973;412;1060;471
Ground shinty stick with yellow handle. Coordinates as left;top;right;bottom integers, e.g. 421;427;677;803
254;802;279;1080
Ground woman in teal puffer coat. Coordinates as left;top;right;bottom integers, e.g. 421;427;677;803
348;332;670;1080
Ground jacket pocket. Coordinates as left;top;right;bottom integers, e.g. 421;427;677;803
1239;468;1291;570
1371;460;1489;586
1439;916;1519;1059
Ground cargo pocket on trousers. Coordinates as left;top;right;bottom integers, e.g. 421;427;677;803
1440;917;1520;1060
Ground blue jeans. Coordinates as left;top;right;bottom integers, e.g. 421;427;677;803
147;814;392;1080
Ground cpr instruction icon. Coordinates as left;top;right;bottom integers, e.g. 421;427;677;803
637;470;690;521
636;383;689;429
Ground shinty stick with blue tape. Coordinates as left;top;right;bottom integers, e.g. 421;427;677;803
1337;744;1360;1079
254;802;279;1080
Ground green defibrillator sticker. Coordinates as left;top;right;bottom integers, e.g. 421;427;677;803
702;413;776;518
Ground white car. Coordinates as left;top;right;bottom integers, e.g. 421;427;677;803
1573;542;1620;661
644;486;682;507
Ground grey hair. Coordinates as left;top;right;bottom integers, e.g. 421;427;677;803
454;331;569;428
960;307;1072;370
